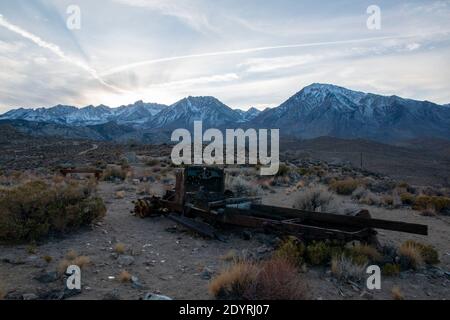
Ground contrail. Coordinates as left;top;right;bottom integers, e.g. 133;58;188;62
0;14;127;93
101;33;426;76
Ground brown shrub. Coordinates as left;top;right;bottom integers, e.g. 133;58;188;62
118;270;132;283
102;166;127;181
73;256;91;269
349;244;382;263
391;286;404;300
209;261;258;300
251;257;307;300
330;178;360;195
398;242;424;269
413;195;450;213
66;250;78;260
401;240;439;265
0;180;106;242
209;257;307;300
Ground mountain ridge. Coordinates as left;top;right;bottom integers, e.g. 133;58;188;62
2;83;450;143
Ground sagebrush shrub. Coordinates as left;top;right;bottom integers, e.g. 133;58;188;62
293;184;337;213
0;179;106;242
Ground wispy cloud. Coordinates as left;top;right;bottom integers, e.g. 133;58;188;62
112;0;215;32
0;14;126;93
102;34;429;77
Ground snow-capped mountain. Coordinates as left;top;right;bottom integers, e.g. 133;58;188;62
148;96;242;129
0;101;168;126
236;107;262;122
2;83;450;143
251;83;450;142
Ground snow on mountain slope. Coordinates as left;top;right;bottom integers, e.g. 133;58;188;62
148;96;242;129
251;83;450;142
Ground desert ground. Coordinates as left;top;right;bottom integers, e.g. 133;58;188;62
0;131;449;300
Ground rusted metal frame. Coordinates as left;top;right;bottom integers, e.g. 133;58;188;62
60;168;103;180
218;211;373;242
252;204;428;235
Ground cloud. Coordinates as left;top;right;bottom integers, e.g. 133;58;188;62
149;73;239;88
102;34;426;77
112;0;214;32
0;14;126;93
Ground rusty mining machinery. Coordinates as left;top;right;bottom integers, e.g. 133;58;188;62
133;166;428;244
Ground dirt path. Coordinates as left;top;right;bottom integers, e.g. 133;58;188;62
77;144;98;156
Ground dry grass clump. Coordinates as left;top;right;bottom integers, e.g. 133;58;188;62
348;244;382;263
330;178;361;195
114;243;126;254
118;270;132;283
391;286;404;300
58;251;91;274
331;254;368;281
413;195;450;214
399;240;439;267
398;242;424;270
73;256;91;269
209;260;258;300
66;249;78;260
209;257;307;300
0;179;106;242
293;184;337;213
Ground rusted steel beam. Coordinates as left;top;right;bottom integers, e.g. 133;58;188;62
60;168;103;180
166;214;218;239
219;210;374;242
252;204;428;236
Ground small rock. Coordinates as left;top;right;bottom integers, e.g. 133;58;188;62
26;255;46;268
143;293;172;301
256;245;271;255
34;271;59;284
22;293;38;300
117;255;135;266
131;276;144;289
103;289;121;300
200;267;213;280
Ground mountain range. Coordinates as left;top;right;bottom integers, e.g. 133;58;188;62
1;83;450;144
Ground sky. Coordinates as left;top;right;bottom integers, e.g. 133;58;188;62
0;0;450;112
